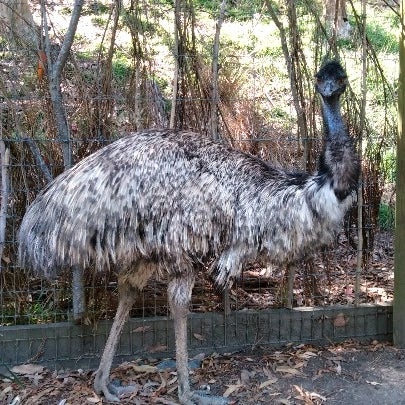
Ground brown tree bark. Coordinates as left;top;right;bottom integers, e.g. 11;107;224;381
41;0;86;321
324;0;351;40
394;0;405;347
0;0;38;46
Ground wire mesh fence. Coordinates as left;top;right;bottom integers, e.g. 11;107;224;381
0;0;397;359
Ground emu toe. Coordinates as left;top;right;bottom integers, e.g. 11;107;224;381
94;383;120;403
93;373;132;403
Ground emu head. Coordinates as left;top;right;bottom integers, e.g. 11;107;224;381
315;61;348;99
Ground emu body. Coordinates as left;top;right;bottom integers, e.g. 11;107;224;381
20;131;350;281
18;61;359;404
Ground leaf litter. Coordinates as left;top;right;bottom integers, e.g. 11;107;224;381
2;340;404;404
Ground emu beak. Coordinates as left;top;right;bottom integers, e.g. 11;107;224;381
320;80;336;97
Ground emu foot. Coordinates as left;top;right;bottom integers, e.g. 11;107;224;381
94;374;135;403
180;390;229;405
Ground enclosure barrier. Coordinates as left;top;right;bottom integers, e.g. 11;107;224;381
0;304;392;373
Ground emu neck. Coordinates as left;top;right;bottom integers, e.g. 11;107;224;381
318;92;359;202
321;96;347;139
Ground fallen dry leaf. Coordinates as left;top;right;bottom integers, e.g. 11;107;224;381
0;385;13;399
240;369;254;385
11;364;44;375
276;398;292;404
258;378;278;389
132;364;158;373
132;325;151;333
276;366;301;375
149;344;168;353
293;384;327;402
293;361;306;369
223;384;242;397
296;351;318;360
86;394;102;403
366;380;382;386
193;333;205;341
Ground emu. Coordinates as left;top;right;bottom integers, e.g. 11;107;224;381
19;61;359;404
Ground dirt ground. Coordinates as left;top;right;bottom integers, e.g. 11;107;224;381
1;340;404;405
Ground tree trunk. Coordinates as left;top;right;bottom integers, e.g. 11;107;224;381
41;0;86;321
0;0;38;46
394;0;405;348
324;0;351;40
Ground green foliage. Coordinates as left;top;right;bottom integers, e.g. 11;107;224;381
270;107;289;119
112;54;132;83
123;11;157;36
1;298;67;326
382;149;397;183
379;203;395;230
91;16;107;27
366;21;399;54
63;1;110;16
193;0;264;20
0;36;7;48
82;1;110;16
338;14;399;55
24;302;56;324
61;6;73;15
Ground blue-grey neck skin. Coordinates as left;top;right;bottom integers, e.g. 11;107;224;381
321;95;347;139
315;61;360;202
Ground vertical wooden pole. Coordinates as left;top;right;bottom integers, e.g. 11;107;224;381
355;0;367;306
394;0;405;347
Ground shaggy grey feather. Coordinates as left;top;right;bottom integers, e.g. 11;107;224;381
18;60;359;404
19;131;356;285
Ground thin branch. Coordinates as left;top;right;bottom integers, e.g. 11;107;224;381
41;0;84;170
0;139;10;271
170;0;181;129
23;137;53;183
52;0;85;79
211;0;227;141
265;0;308;162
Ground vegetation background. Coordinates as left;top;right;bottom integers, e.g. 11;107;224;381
0;0;398;325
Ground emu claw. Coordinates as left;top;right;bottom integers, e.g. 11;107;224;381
109;380;137;396
97;384;120;403
94;377;135;403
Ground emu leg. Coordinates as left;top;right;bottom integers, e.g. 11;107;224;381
168;276;193;404
94;290;135;402
72;266;85;322
168;276;229;405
